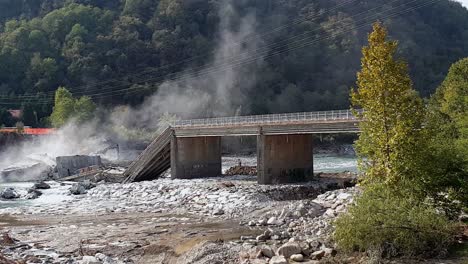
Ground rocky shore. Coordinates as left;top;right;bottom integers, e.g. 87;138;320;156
0;173;358;264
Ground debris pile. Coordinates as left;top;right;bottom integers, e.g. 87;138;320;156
225;165;257;176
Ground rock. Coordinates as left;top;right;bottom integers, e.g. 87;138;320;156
25;189;42;199
260;246;275;258
281;231;290;239
256;234;268;242
258;218;268;226
80;256;100;264
81;180;97;190
308;240;321;251
1;188;20;199
299;242;311;256
70;184;87;195
248;221;256;226
277;242;302;258
70;181;96;195
323;247;337;257
102;257;115;264
324;209;336;217
33;182;51;189
290;254;304;262
267;217;281;225
310;250;325;260
213;208;224;215
337;193;352;200
269;255;288;264
241;236;254;241
95;253;106;261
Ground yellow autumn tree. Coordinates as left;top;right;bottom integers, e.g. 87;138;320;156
351;22;425;188
334;23;456;258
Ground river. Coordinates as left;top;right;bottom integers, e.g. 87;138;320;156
0;154;357;209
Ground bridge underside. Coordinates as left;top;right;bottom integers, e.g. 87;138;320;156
123;119;359;184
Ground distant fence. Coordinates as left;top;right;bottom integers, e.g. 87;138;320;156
0;127;56;135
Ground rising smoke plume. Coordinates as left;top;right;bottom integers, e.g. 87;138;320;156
110;0;262;130
0;0;263;181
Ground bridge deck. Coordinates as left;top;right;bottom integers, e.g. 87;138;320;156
123;110;361;182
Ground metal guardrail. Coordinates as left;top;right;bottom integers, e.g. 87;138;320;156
173;109;360;128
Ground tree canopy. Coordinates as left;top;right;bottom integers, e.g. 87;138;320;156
0;0;466;125
50;86;96;127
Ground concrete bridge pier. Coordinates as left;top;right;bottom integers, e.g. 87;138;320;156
170;136;222;179
257;134;314;185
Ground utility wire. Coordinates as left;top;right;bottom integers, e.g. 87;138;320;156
0;0;360;100
0;0;440;104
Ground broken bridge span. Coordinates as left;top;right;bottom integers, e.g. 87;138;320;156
123;109;361;184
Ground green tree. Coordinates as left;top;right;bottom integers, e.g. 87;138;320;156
50;87;76;127
74;96;96;123
350;22;425;189
424;58;468;212
50;87;97;127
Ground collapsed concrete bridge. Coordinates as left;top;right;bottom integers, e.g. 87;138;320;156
123;110;361;184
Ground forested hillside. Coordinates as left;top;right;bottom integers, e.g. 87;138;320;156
0;0;467;126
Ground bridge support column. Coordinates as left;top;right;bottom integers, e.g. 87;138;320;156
257;134;314;185
171;136;222;179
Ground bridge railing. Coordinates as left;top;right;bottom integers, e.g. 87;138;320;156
173;109;361;128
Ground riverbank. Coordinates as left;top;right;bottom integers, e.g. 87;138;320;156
0;172;356;263
1;174;466;264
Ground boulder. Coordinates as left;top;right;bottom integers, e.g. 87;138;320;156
337;192;352;200
70;184;87;195
269;255;288;264
310;250;325;260
323;247;337;257
70;180;96;195
81;180;96;190
213;208;224;215
256;234;269;242
25;189;42;199
0;188;20;199
80;256;100;264
260;246;275;258
267;217;281;225
277;242;302;258
33;182;51;190
290;254;304;262
95;253;106;261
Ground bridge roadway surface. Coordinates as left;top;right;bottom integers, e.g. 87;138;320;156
123;110;361;184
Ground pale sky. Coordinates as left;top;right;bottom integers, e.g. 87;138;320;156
458;0;468;8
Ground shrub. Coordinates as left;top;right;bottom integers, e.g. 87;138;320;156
334;185;457;258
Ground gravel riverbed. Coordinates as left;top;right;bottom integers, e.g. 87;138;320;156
0;173;358;264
